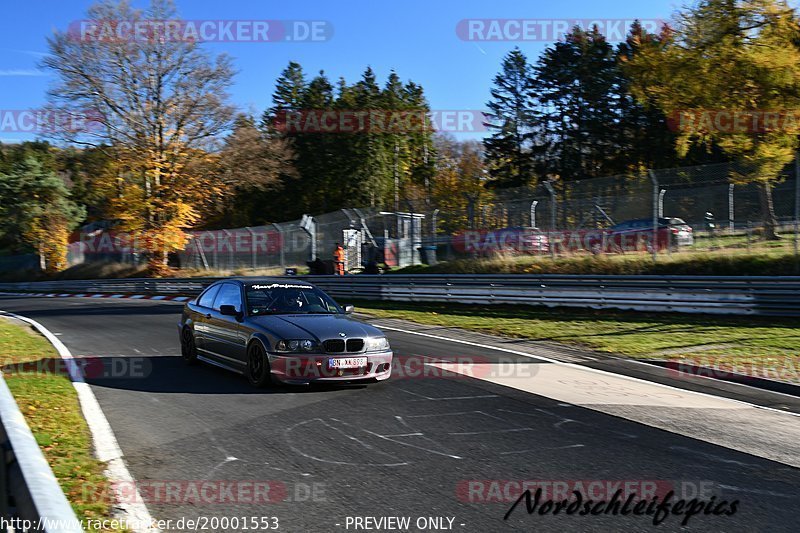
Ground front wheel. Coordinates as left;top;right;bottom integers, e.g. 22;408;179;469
246;342;273;388
181;327;198;365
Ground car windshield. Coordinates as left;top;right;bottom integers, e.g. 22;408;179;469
245;283;342;315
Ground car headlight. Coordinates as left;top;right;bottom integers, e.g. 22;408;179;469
365;337;390;352
274;339;318;353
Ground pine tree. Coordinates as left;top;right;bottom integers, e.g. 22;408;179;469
533;27;623;181
483;48;537;188
262;61;306;133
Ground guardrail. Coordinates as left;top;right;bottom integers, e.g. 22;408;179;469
2;275;800;316
0;374;81;532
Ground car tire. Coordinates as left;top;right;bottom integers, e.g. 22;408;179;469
246;341;273;388
181;327;198;365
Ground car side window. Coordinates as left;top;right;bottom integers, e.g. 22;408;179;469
214;283;242;312
197;285;221;308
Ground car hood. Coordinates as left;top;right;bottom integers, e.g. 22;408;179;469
247;314;384;341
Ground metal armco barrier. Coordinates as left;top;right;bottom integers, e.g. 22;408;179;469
1;275;800;316
0;375;82;532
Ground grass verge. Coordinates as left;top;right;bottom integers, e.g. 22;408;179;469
395;251;800;276
0;318;124;531
352;300;800;384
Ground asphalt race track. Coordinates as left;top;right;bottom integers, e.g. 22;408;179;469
1;295;799;532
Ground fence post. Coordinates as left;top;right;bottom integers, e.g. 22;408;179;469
530;200;539;228
648;170;659;262
299;215;317;263
195;236;209;270
211;231;218;270
245;227;257;271
272;224;286;269
544;181;557;259
728;183;735;234
222;229;234;271
794;152;799;262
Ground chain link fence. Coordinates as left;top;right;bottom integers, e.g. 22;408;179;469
51;161;800;274
429;162;799;262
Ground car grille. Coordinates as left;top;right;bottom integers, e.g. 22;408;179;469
346;339;365;352
323;339;345;353
323;338;364;353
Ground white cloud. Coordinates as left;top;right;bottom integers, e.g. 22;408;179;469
0;48;50;58
0;69;48;77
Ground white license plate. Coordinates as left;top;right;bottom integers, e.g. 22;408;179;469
328;357;367;369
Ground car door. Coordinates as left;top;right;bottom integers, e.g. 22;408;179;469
193;284;221;351
205;283;247;369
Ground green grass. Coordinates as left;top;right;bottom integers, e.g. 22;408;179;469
395;250;800;276
353;300;800;383
0;319;125;531
395;231;800;276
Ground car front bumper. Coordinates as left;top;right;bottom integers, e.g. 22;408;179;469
268;351;394;385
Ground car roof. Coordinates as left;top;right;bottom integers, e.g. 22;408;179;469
225;277;315;288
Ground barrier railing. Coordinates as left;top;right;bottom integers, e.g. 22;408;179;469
2;275;800;316
0;374;81;532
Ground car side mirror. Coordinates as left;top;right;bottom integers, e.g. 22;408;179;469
219;305;240;317
343;305;355;315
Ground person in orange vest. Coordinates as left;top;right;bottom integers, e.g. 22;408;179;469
333;243;345;276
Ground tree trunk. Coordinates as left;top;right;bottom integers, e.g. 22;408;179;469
759;181;781;240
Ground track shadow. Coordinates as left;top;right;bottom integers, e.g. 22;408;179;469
4;356;370;395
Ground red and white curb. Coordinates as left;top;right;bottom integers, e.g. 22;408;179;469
1;292;192;302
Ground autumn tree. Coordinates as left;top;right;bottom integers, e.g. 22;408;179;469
0;156;85;272
623;0;800;239
214;114;296;227
42;0;236;268
431;135;488;233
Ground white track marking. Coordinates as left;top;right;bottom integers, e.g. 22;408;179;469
378;324;800;418
1;311;160;532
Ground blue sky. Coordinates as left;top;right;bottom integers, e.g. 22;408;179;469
1;0;694;143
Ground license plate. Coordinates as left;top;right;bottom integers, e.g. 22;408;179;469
328;357;367;369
